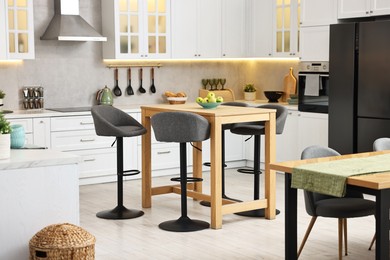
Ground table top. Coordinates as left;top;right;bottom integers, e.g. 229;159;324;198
270;150;390;190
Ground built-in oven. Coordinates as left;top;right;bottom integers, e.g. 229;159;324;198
298;61;329;114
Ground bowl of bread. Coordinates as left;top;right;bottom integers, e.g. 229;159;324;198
164;91;188;104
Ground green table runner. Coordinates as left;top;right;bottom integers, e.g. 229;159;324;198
291;153;390;197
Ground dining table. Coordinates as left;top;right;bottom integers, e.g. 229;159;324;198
141;103;277;229
270;150;390;260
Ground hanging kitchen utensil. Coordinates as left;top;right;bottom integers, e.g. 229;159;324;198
138;68;146;93
126;68;134;95
150;68;156;93
113;68;122;96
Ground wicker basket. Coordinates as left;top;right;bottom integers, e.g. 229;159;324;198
29;223;96;260
166;97;187;104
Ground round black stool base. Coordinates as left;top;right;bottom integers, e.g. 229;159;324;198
235;208;280;218
96;205;144;220
200;196;242;207
159;216;209;232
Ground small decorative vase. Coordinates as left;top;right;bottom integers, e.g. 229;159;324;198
244;92;256;101
0;133;11;159
10;124;25;148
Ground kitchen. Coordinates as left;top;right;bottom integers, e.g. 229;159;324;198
0;0;389;259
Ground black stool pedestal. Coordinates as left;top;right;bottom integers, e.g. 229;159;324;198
159;216;209;232
97;205;144;219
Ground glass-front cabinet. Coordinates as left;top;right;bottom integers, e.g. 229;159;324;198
102;0;171;59
0;0;34;60
273;0;300;57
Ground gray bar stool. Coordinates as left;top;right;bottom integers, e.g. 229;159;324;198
91;105;146;219
151;111;210;232
200;101;249;207
230;104;288;217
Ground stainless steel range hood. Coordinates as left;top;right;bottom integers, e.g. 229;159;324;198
40;0;107;42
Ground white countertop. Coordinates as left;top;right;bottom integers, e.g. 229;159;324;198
0;149;81;171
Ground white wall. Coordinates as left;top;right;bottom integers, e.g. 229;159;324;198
0;0;299;110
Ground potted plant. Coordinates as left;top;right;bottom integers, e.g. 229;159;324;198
0;113;12;159
243;84;257;101
0;90;5;106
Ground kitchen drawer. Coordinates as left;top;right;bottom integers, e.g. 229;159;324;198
139;143;180;171
68;148;117;179
7;118;33;133
51;116;95;131
51;130;115;151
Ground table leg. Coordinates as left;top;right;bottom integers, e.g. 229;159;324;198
375;189;390;260
264;111;276;220
141;111;152;208
285;173;298;260
210;118;222;229
193;141;203;194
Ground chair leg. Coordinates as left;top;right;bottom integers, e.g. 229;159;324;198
343;218;348;256
338;218;343;260
368;234;376;250
298;216;318;258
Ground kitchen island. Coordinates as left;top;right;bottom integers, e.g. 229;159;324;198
0;149;81;260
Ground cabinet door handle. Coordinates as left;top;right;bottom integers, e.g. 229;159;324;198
80;122;94;125
157;151;171;155
80;138;95;142
84;158;96;162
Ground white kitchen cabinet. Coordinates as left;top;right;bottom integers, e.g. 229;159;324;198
301;0;337;26
300;26;330;61
0;0;35;60
273;0;301;57
7;117;33;145
338;0;390;19
221;0;246;58
248;0;273;57
102;0;171;59
171;0;221;59
32;118;51;147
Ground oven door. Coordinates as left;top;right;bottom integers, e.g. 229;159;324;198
298;73;329;113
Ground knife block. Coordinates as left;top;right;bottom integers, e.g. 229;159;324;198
199;89;235;102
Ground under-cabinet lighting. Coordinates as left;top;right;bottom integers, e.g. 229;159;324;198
0;60;23;65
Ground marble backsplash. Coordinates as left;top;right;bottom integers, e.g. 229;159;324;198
0;0;299;110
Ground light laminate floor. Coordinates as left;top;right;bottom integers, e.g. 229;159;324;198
80;169;377;260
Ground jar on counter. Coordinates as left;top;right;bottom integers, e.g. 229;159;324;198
10;124;25;148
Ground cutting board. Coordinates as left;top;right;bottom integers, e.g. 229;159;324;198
199;89;235;102
282;67;297;102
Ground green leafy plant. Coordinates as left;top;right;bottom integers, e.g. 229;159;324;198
243;84;256;92
0;90;5;99
0;113;11;134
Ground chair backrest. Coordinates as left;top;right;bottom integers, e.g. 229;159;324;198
373;137;390;151
222;101;249;107
151;112;210;143
300;145;363;216
257;104;288;134
91;105;145;137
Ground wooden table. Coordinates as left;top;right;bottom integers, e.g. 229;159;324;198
141;103;276;229
270;150;390;260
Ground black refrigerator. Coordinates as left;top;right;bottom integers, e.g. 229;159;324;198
329;20;390;154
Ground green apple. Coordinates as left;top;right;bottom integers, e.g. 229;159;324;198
196;97;204;103
203;97;208;103
216;96;224;103
207;92;216;99
208;96;217;103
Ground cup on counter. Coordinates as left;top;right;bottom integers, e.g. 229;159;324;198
10;125;25;149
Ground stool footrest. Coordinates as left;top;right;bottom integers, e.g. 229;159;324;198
237;168;261;175
170;177;203;183
203;162;227;167
120;169;140;177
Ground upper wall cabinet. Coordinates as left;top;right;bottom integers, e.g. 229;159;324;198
338;0;390;19
273;0;301;57
301;0;337;26
0;0;35;60
171;0;222;59
102;0;171;59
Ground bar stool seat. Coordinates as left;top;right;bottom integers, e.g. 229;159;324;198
91;105;146;219
151;111;210;232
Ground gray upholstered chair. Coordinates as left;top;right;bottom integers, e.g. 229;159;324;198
91;105;146;219
229;104;288;217
151;111;210;232
299;145;376;260
200;101;249;207
368;137;390;250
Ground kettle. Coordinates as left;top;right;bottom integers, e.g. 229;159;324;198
96;85;113;105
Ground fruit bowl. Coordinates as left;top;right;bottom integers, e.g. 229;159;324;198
264;91;284;103
196;101;221;109
167;96;187;104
